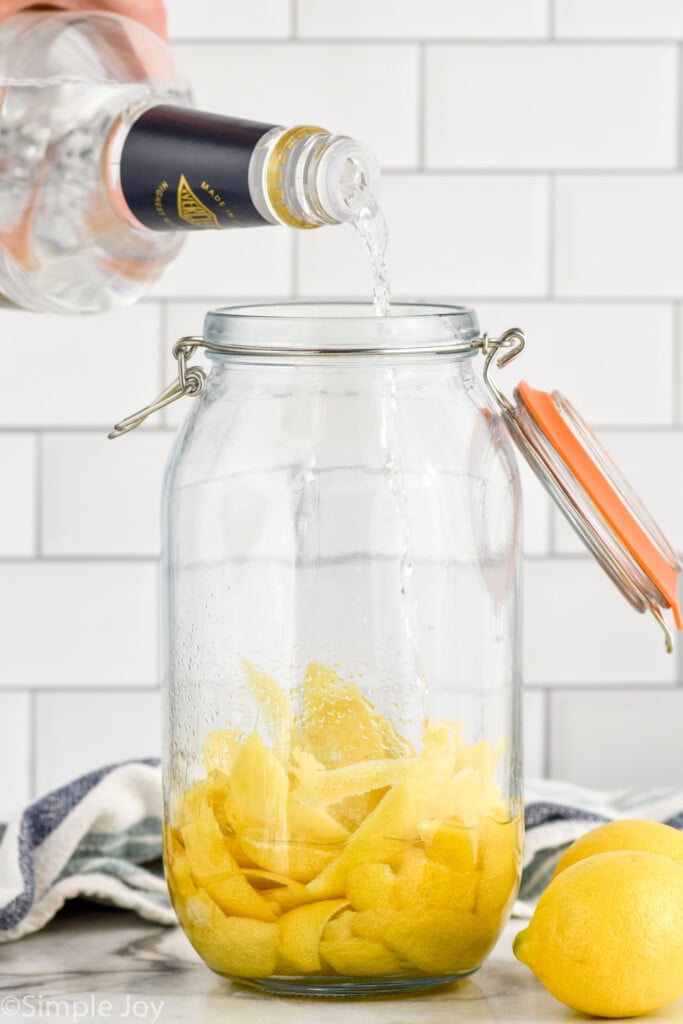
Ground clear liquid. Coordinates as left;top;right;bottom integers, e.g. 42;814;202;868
341;171;391;318
381;369;427;736
353;199;390;318
342;165;422;723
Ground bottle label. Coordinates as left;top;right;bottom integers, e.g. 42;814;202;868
119;106;274;231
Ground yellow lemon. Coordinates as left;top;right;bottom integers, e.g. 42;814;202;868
513;850;683;1018
552;818;683;878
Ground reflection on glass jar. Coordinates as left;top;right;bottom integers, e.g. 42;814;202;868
160;304;523;996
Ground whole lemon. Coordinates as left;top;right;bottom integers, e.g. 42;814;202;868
513;850;683;1018
552;818;683;879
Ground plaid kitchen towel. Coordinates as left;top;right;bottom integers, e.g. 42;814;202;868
0;759;175;943
2;762;683;941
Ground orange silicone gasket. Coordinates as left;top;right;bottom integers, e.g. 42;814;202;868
517;380;682;630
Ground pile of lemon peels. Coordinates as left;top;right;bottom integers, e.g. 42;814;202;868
164;662;522;981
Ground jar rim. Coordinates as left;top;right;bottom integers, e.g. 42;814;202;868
202;302;481;356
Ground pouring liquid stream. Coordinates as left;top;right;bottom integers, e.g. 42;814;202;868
343;169;426;731
341;163;391;319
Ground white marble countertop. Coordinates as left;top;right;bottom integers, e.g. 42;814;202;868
1;906;682;1024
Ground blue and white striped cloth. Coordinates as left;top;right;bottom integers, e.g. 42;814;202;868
1;763;682;942
0;760;175;943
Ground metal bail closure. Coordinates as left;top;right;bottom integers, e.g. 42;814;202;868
482;329;682;653
108;337;208;439
109;323;490;439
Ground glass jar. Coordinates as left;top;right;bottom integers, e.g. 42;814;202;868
160;303;523;996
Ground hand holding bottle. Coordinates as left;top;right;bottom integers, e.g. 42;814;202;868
0;5;378;313
0;0;167;37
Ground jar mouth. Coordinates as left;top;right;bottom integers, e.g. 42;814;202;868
203;302;481;356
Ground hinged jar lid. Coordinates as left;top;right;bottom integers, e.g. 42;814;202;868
483;329;682;652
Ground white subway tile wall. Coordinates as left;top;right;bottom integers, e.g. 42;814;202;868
549;690;683;787
0;563;158;688
425;45;677;170
0;435;37;557
34;690;162;795
555;0;683;40
170;43;420;168
523;689;547;779
3;0;683;814
555;176;683;297
0;692;31;818
295;0;549;40
166;0;290;41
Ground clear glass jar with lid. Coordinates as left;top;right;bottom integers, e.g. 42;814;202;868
156;303;524;995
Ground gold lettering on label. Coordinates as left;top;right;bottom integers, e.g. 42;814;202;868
154;180;169;220
177;174;220;228
199;179;236;220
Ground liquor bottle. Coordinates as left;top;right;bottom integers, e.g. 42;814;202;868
0;10;379;314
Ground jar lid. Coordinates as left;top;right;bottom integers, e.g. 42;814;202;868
485;333;681;650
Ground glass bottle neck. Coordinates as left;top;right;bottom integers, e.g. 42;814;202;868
110;105;380;233
249;125;380;228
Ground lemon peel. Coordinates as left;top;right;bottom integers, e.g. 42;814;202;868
165;661;521;981
180;889;279;978
181;815;276;922
277;899;349;973
291;756;409;807
320;936;404;976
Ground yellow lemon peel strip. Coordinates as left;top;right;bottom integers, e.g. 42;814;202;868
164;662;521;981
277;898;349;973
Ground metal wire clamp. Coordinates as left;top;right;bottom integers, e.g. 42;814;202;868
108;337;209;439
108;328;524;440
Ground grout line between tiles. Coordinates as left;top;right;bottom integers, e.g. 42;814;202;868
0;555;160;565
30;685;161;694
548;0;556;39
417;43;426;171
673;304;681;425
158;301;170;427
549;683;683;694
543;688;552;777
380;167;683;176
290;231;299;299
129;293;683;307
0;426;177;436
135;294;683;307
159;301;169;392
679;44;683;170
9;680;677;694
546;174;555;298
34;433;43;559
547;497;556;556
28;689;37;800
290;0;298;39
170;37;683;47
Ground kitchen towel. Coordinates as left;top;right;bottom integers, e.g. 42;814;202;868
0;759;175;943
1;763;682;941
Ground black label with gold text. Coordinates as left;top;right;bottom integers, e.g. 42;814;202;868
119;106;274;231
